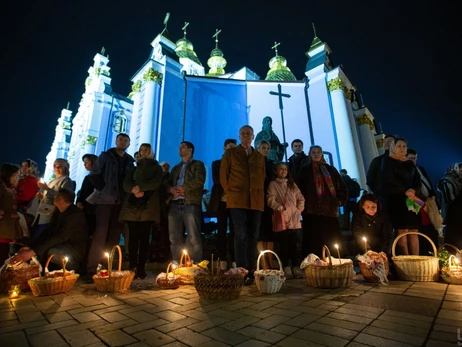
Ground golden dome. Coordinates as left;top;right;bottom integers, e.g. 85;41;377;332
265;44;296;81
206;29;227;77
174;23;202;66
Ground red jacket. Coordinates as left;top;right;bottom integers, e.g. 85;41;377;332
16;176;39;208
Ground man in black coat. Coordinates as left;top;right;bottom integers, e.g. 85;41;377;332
287;139;310;183
207;139;237;267
11;188;89;272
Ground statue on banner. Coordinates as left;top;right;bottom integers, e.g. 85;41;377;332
255;116;288;162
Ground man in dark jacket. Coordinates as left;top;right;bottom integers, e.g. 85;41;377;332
12;188;89;271
86;133;134;274
287;139;310;183
207;139;237;267
167;141;206;262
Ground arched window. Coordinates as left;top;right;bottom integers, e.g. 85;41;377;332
114;110;127;133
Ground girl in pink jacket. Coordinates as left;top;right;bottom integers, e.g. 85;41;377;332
267;162;305;278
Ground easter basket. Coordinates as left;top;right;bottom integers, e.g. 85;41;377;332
438;243;462;285
156;263;181;289
254;250;286;294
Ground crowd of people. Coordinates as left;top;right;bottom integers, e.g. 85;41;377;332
0;128;461;285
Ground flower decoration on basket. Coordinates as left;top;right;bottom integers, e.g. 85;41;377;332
28;254;79;296
356;250;389;284
438;243;462;285
172;250;202;285
254;250;286;294
193;254;248;300
300;245;354;289
156;263;181;289
92;245;135;293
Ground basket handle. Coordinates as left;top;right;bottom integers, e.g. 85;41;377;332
256;250;283;272
321;245;333;267
437;243;462;255
391;231;437;258
44;254;66;277
165;263;174;279
179;252;191;267
108;245;123;277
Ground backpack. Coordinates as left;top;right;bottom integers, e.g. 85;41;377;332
347;178;361;198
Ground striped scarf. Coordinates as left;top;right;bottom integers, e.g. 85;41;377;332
312;159;336;197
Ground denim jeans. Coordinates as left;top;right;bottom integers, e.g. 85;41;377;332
230;208;261;271
168;203;203;262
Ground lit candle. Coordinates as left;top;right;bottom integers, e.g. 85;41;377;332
105;252;110;270
64;256;69;264
335;244;341;260
8;285;20;299
362;237;368;253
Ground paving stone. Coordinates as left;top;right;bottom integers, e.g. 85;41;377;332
178;309;210;321
276;336;318;346
292;328;349;347
155;311;187;322
235;308;272;319
382;309;434;322
25;319;78;335
173;302;202;312
344;343;370;347
0;310;16;322
66;304;110;315
221;301;255;312
342;303;385;314
262;307;301;318
122;319;169;334
430;330;459;343
133;329;176;346
334;306;381;319
18;311;44;323
0;330;29;347
290;305;330;316
58;319;107;334
202;326;248;345
426;339;460;347
378;313;432;330
98;311;129;323
438;309;462;321
435;317;462;328
168;327;211;346
219;315;261;332
28;330;68;346
277;313;318;328
442;301;462;310
45;311;73;323
42;304;84;314
371;318;429;337
305;321;358;340
160;342;188;347
62;329;101;347
247;300;279;311
316;316;366;332
124;310;158;323
93;304;130;315
168;297;194;305
362;326;424;346
300;298;328;307
90;319;139;334
433;323;460;333
155;317;199;333
208;309;242;320
0;319;48;334
354;332;412;347
121;303;159;314
96;328;138;346
126;343;152;347
188;317;228;332
348;291;441;316
326;312;374;325
72;311;102;323
237;325;285;344
99;298;126;306
54;297;80;307
270;324;299;335
251;314;291;329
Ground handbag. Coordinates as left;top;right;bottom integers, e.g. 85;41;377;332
272;209;286;232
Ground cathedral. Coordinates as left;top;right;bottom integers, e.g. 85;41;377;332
44;17;384;194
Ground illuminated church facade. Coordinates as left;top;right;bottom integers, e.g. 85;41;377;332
44;20;384;194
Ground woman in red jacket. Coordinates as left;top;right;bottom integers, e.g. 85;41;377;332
16;159;40;211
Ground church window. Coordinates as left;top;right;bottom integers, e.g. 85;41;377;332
114;111;127;133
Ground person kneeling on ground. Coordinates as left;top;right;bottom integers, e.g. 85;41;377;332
10;188;89;272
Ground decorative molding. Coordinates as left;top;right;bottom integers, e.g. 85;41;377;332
128;80;142;99
84;135;98;145
143;68;163;84
356;114;375;130
376;138;384;148
327;77;352;99
101;70;110;77
94;67;101;76
85;77;92;87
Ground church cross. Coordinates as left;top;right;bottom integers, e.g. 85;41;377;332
213;29;222;48
182;22;189;36
269;84;291;161
161;12;170;35
101;46;105;55
271;41;280;56
66;101;70;110
312;22;317;37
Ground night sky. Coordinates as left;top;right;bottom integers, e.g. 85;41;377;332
3;1;460;186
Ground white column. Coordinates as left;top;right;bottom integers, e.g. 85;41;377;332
375;134;385;155
330;88;361;181
357;117;378;170
129;92;141;151
139;81;156;145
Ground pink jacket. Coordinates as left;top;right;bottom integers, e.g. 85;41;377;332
267;178;305;229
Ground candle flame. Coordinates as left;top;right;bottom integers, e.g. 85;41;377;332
362;236;367;242
64;256;69;262
183;249;187;255
105;252;110;258
335;244;339;249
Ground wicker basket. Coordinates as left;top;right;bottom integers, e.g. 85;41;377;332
304;245;354;288
173;252;198;285
156;263;181;289
28;254;79;296
93;245;135;293
0;262;40;293
392;232;439;282
254;250;286;294
194;273;244;300
359;259;389;283
438;243;462;285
